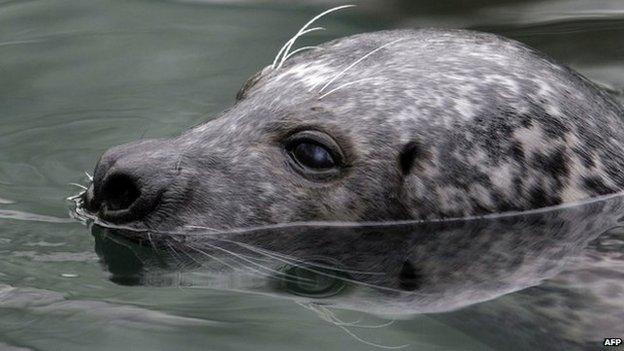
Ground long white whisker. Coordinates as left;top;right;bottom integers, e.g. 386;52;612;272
189;236;274;263
84;171;93;181
283;46;322;62
146;232;158;251
318;77;379;100
232;240;384;276
68;183;88;190
186;243;250;274
272;5;355;69
237;241;425;293
318;38;407;94
165;241;185;262
299;303;408;349
272;27;326;69
191;240;319;283
197;241;299;280
219;240;430;294
334;322;407;349
177;247;203;268
166;240;203;273
66;191;85;201
212;239;414;290
327;314;396;329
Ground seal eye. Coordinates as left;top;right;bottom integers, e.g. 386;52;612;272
291;142;335;170
282;130;349;181
283;130;345;180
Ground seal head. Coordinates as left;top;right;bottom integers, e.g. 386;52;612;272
83;29;624;231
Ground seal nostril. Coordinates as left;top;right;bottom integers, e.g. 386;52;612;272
100;174;141;212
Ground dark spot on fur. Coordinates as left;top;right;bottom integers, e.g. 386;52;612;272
531;148;569;189
583;176;613;195
540;116;569;139
398;260;423;291
518;114;533;128
509;141;525;162
529;185;560;208
491;191;516;212
398;141;423;175
578;149;596;168
545;148;569;178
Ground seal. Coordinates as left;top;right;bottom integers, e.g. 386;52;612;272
76;15;624;350
82;28;624;231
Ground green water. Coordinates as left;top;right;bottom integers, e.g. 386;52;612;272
1;1;623;350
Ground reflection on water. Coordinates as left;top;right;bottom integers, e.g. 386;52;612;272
84;193;624;311
1;0;624;350
81;192;624;348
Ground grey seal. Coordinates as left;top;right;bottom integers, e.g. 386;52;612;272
75;19;624;351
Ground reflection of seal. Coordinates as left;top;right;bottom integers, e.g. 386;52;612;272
88;192;624;350
82;29;624;231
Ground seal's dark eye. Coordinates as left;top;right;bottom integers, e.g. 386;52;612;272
283;130;345;180
291;142;335;170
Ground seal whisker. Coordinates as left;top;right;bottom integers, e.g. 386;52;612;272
165;240;187;264
335;319;396;329
193;240;303;280
84;171;93;181
272;4;355;69
239;244;430;293
68;183;88;190
146;231;158;251
188;240;321;283
167;240;209;272
320;309;395;329
283;46;322;62
231;240;385;276
305;306;365;327
188;235;274;263
66;192;85;202
186;235;406;289
189;238;262;261
308;307;395;329
318;38;407;94
318;77;379;100
299;302;409;349
186;243;252;274
272;27;326;69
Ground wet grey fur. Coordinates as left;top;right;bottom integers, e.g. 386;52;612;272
86;29;624;350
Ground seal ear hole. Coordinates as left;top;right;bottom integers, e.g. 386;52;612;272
398;260;422;291
398;141;423;175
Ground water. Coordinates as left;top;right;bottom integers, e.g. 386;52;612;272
1;1;623;350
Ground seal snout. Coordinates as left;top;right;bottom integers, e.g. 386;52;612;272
84;139;173;224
